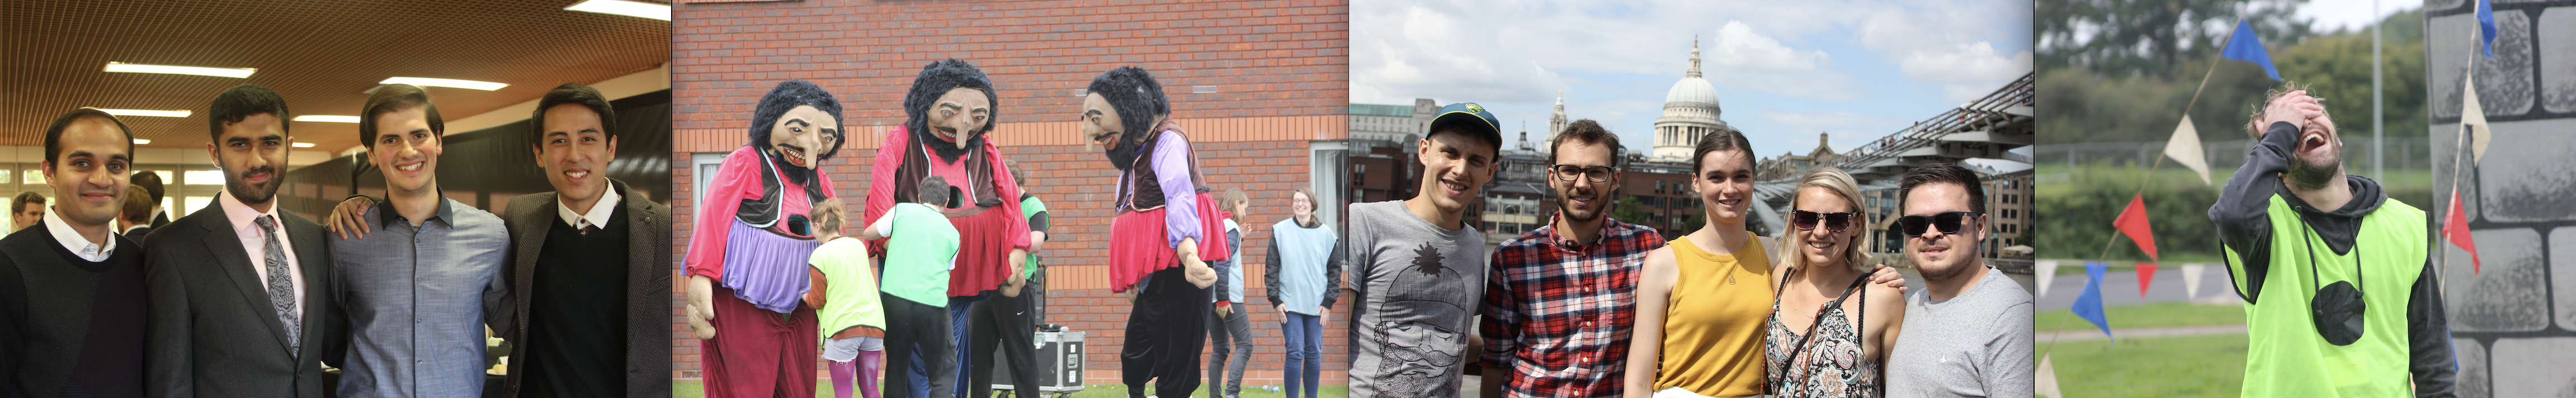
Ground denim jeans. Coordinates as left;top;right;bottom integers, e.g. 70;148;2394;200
1280;312;1323;398
1205;305;1253;398
948;294;985;398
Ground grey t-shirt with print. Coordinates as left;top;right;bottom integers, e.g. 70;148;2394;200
1346;200;1488;398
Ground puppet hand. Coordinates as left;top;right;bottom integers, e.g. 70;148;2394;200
1183;258;1217;289
687;276;718;339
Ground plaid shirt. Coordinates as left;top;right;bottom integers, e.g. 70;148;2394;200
1481;216;1666;398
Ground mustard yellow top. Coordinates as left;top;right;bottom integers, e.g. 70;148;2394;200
1654;235;1773;397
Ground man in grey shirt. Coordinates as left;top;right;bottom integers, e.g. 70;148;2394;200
1883;163;2034;397
328;84;511;397
1348;102;1502;397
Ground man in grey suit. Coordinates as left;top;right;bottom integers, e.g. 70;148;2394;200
143;83;343;397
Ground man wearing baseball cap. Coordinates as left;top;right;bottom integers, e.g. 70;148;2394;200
1347;102;1503;397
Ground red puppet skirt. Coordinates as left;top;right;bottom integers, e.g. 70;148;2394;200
1107;192;1233;292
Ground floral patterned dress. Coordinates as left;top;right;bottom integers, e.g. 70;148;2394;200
1765;273;1881;397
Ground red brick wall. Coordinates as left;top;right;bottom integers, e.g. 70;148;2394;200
669;0;1349;385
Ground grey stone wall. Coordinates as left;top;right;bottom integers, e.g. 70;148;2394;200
2429;1;2576;397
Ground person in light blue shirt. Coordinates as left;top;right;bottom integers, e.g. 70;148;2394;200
327;84;510;398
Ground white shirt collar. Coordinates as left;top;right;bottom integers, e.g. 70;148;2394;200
557;186;622;230
41;205;115;262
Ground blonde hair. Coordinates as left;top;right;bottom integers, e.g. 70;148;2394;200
1785;167;1869;272
815;197;847;237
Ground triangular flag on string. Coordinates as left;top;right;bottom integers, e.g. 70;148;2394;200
2137;262;2159;297
2166;115;2212;185
2446;189;2483;273
2182;264;2208;300
2477;0;2498;59
2462;73;2492;160
2074;262;2112;338
2222;20;2282;80
2113;194;2159;260
2037;354;2063;398
2036;259;2060;300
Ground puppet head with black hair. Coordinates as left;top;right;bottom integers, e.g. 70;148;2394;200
903;59;1001;163
746;79;845;186
1082;66;1169;171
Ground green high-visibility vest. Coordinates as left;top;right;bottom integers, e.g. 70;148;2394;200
2224;195;2426;397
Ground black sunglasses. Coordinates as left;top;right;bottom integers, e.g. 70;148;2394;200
1791;210;1857;233
1896;211;1980;237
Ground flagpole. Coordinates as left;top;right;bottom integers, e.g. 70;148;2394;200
2441;3;2485;279
2180;20;2240;121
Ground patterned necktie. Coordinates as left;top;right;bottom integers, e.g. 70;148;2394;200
581;219;600;235
255;215;299;353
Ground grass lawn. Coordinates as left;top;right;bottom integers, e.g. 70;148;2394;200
672;381;1350;398
2036;301;2244;333
2040;334;2248;398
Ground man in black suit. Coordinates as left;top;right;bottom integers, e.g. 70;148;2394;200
143;84;342;397
0;108;148;397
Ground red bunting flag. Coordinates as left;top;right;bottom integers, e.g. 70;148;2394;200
2113;194;2159;260
2136;262;2159;297
2446;190;2481;273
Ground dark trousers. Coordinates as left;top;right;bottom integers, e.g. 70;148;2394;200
1205;304;1253;398
885;294;954;398
969;290;1040;397
1120;267;1210;397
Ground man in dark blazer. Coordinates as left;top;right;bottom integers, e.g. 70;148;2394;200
497;83;672;397
143;84;342;397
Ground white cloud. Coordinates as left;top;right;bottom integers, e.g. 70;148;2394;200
1700;21;1861;101
1898;42;2034;101
1858;1;2035;102
1351;3;1567;105
1355;0;1867;103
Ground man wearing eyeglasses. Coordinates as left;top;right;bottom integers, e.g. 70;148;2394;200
1477;120;1663;398
2207;86;2452;397
1883;162;2032;397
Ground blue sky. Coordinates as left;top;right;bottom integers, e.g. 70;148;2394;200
1353;0;2034;165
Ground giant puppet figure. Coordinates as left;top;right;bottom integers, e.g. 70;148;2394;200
860;59;1034;396
685;79;845;398
1082;66;1228;398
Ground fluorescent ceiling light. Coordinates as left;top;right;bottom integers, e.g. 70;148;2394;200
132;139;153;144
97;109;191;117
103;62;256;78
564;0;669;21
294;115;360;123
291;142;317;148
379;77;508;91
